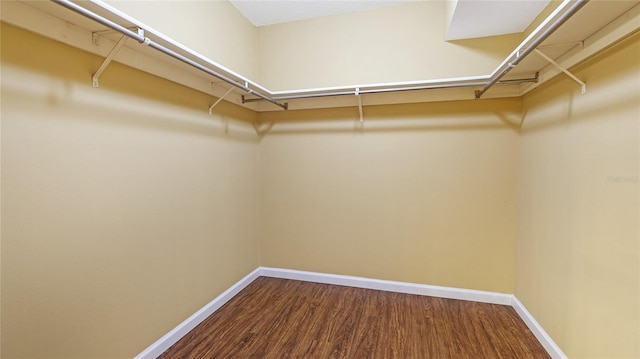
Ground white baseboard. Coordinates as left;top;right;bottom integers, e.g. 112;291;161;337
259;266;513;305
136;266;564;359
134;267;262;359
511;296;568;359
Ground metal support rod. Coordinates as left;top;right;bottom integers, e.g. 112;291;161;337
496;72;539;85
272;83;487;101
208;86;235;114
92;26;139;45
475;0;588;99
52;0;288;110
272;90;357;101
356;88;363;123
241;74;538;103
534;49;586;94
242;95;289;109
537;41;584;49
242;96;275;103
92;34;128;87
93;26;139;36
265;76;537;101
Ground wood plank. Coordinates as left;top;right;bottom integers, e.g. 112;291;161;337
159;277;550;358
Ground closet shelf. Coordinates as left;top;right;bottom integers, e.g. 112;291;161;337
2;0;639;112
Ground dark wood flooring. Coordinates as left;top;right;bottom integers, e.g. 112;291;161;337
159;277;550;358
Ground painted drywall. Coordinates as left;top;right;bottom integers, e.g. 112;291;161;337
1;23;260;358
516;33;640;358
0;16;3;356
257;99;521;294
257;1;522;90
105;0;259;80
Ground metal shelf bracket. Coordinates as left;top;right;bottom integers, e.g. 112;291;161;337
534;49;586;94
208;85;235;114
92;34;129;87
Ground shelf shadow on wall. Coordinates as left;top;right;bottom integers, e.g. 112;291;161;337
256;98;523;136
1;23;260;143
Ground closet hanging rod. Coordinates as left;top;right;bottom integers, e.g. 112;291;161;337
242;74;539;102
50;0;584;106
272;81;490;101
475;0;588;98
51;0;288;110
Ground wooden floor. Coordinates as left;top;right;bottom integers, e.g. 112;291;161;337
159;277;550;358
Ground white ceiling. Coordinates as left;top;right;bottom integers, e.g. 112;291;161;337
229;0;413;28
229;0;551;40
447;0;551;40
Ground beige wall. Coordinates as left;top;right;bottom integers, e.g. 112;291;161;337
1;24;260;358
257;1;522;90
105;0;260;80
2;2;639;359
516;33;639;358
257;99;521;293
0;16;3;355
